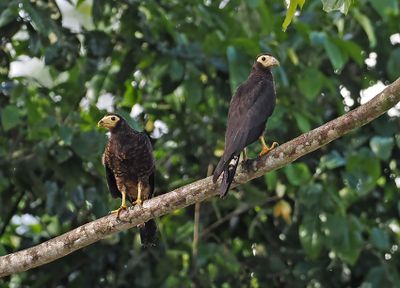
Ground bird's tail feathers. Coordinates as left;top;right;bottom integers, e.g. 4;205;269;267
139;219;157;247
213;158;226;183
219;155;239;198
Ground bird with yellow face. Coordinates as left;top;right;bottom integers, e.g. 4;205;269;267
98;113;157;246
213;54;280;198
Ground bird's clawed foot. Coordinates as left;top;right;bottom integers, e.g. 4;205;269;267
137;223;145;229
259;141;279;157
112;205;127;218
134;198;142;206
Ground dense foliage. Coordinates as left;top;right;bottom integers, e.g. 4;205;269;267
0;0;399;286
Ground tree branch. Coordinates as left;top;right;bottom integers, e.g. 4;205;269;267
1;77;399;278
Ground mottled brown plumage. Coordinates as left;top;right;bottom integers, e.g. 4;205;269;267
213;54;280;198
98;113;156;246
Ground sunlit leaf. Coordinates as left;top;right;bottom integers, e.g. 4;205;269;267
273;200;292;224
282;0;306;32
321;0;352;14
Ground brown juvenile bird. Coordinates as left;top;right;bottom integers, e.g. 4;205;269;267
213;54;280;198
98;113;157;246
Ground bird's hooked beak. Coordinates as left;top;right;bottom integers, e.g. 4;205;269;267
256;55;280;68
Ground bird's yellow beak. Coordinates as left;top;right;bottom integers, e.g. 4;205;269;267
97;119;104;128
269;57;280;67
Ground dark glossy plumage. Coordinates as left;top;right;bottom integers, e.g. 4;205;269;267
101;113;157;246
213;58;277;197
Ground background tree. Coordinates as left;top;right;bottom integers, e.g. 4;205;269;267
0;0;399;287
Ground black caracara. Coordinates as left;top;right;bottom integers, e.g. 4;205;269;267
213;54;280;198
98;113;157;246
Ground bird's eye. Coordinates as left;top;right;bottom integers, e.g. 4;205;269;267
111;117;116;121
261;57;266;61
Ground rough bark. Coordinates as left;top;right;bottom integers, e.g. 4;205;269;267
0;77;399;278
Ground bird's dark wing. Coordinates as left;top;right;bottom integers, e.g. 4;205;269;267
224;79;275;158
140;171;157;247
105;164;120;198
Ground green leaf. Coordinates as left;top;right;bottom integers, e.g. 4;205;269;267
323;214;363;264
282;0;305;32
264;170;277;190
297;68;324;100
361;267;388;288
21;0;53;36
335;39;364;65
299;215;323;259
1;105;22;131
294;112;311;133
184;78;202;108
369;0;399;21
387;48;400;81
320;150;346;169
85;31;112;58
321;0;352;14
45;181;59;215
370;228;390;251
353;9;377;48
323;36;347;71
59;126;74;146
344;149;381;195
0;6;17;28
370;136;394;161
284;163;311;186
72;131;106;160
226;46;249;93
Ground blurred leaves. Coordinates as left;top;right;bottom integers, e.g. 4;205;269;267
1;105;22;131
1;0;400;287
284;163;312;186
370;136;394;160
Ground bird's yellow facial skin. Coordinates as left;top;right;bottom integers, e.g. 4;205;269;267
256;55;280;68
98;115;120;129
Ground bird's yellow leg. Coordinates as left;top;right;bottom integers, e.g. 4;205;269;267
112;191;127;218
134;181;143;206
259;136;278;157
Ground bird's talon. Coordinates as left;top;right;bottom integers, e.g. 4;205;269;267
134;199;142;206
137;223;145;228
112;205;127;218
259;142;279;157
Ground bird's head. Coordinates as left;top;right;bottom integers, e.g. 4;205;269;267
255;54;280;69
98;113;125;131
